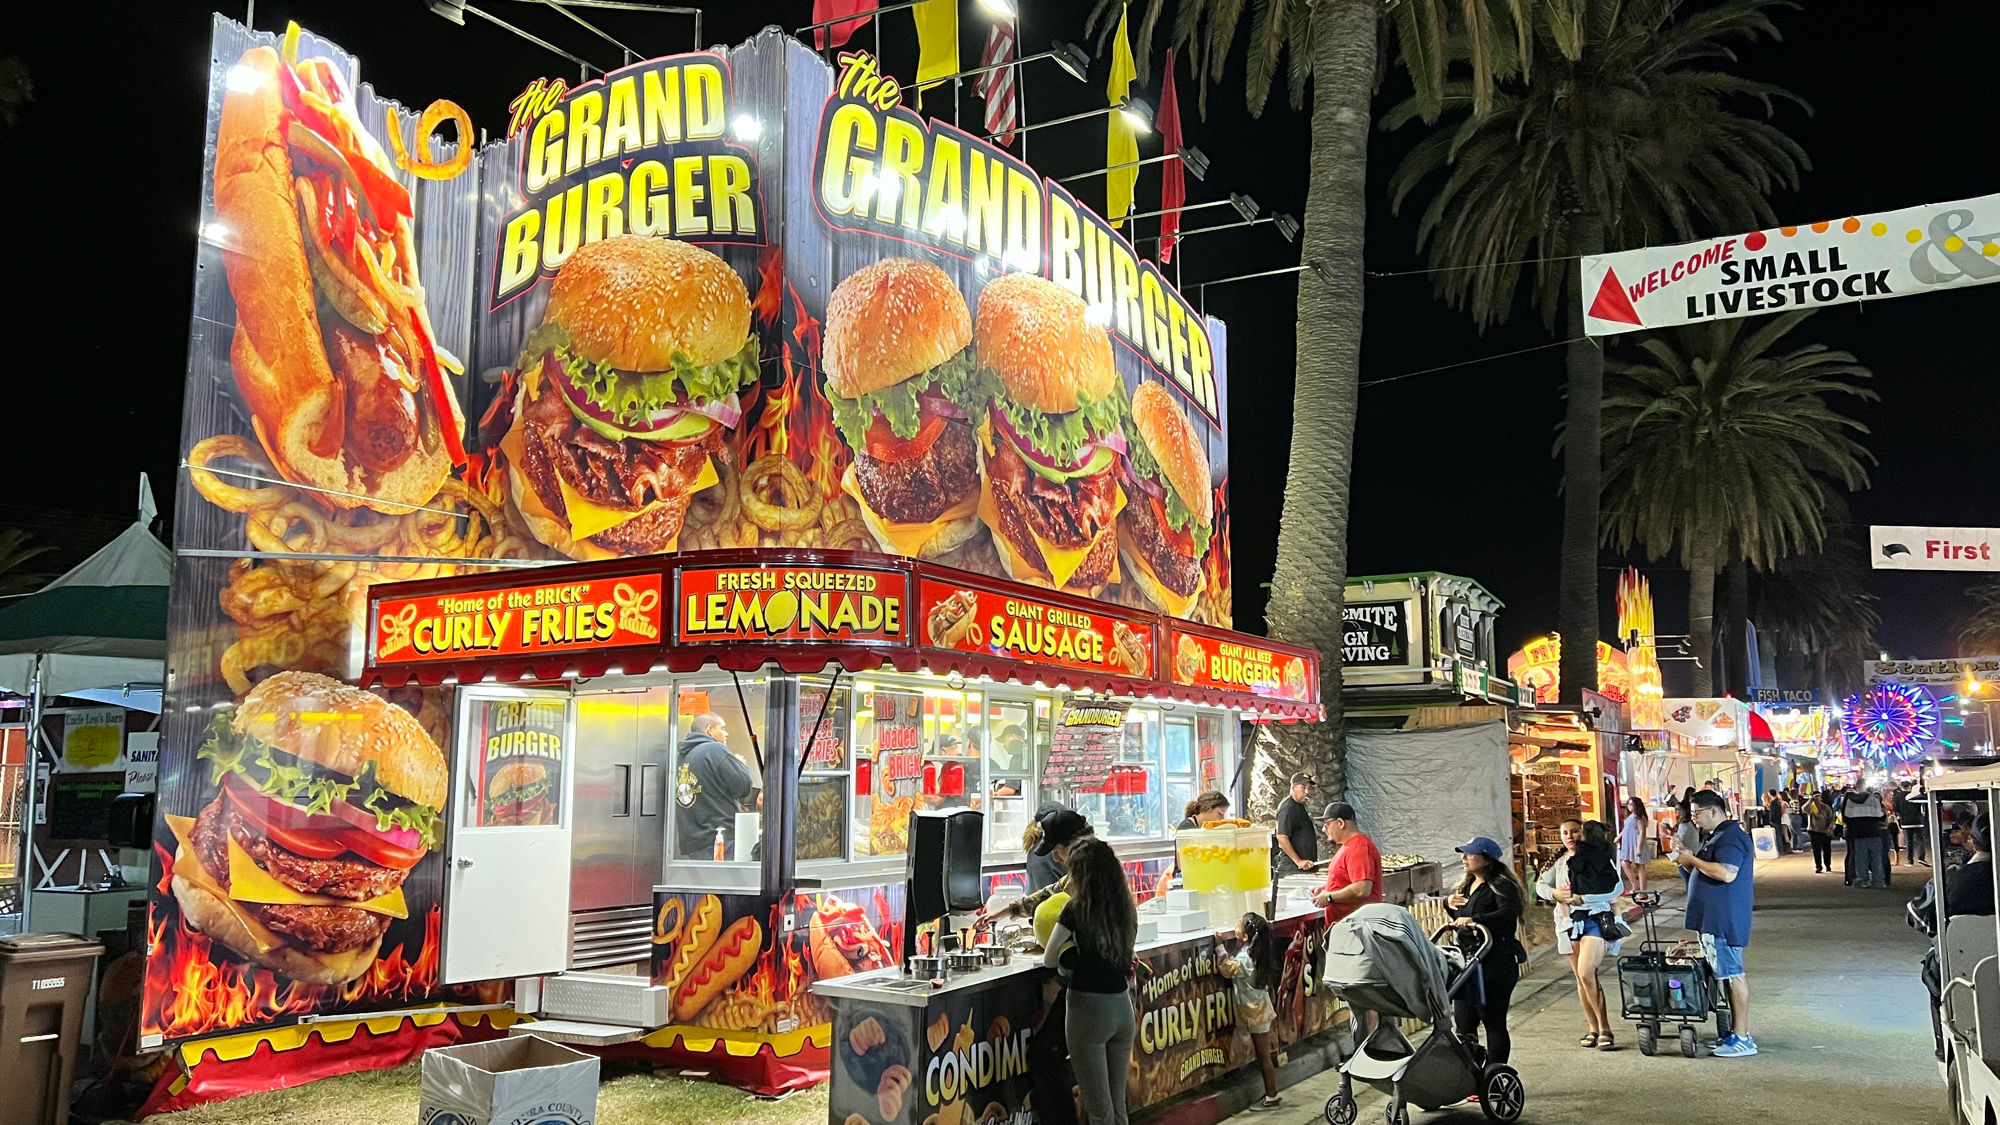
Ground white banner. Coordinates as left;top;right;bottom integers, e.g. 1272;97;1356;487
125;731;160;793
1865;656;2000;687
1581;192;2000;336
1871;525;2000;570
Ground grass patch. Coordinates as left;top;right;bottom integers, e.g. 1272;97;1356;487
132;1060;829;1125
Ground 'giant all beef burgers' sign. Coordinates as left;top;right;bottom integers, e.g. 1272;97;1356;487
158;18;1233;1046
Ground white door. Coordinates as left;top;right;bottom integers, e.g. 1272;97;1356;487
444;687;576;984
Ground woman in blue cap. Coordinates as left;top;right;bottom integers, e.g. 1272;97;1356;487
1446;836;1528;1065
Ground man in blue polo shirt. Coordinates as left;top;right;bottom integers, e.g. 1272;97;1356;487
1674;788;1757;1057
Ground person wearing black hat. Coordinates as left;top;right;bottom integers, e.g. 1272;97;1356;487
1447;836;1527;1065
1272;773;1319;877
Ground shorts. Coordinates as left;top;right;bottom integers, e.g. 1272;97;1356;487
1700;932;1745;981
1577;918;1606;940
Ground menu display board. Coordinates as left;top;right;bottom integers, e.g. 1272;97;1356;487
373;573;664;663
861;688;925;855
1166;630;1314;703
917;577;1153;679
677;564;907;645
1041;699;1130;792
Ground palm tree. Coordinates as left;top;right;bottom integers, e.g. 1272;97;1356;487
1749;533;1878;698
1600;311;1873;694
1386;0;1807;706
1087;0;1574;801
0;529;54;596
1961;581;2000;655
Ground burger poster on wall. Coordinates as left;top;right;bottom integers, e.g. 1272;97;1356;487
159;17;1236;1046
468;698;566;827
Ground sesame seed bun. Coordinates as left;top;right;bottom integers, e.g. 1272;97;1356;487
235;672;447;811
543;237;751;371
824;259;972;398
974;274;1117;413
1129;382;1213;525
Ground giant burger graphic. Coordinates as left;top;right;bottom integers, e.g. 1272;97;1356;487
826;258;989;558
973;273;1128;595
1118;381;1213;617
503;235;758;559
167;672;447;985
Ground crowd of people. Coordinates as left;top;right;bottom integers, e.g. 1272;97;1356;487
1748;778;1931;886
977;776;1796;1122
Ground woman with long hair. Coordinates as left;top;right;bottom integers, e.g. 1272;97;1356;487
1044;837;1139;1125
1536;819;1625;1048
1620;796;1650;893
1447;837;1527;1064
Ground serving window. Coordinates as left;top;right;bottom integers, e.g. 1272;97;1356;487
660;675;768;891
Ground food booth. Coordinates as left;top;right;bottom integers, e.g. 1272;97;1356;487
356;548;1325;1115
139;13;1336;1117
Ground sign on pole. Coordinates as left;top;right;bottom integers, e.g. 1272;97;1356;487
1869;525;2000;571
1581;192;2000;337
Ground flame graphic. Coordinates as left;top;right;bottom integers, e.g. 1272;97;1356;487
737;276;847;503
1204;479;1233;627
143;899;452;1041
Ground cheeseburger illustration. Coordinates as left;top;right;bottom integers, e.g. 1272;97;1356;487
1118;381;1214;617
973;274;1128;595
825;259;987;558
168;672;446;985
484;761;554;826
504;236;758;559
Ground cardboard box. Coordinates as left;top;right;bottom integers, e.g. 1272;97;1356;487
420;1036;600;1125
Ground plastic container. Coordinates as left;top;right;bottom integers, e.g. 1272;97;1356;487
1233;828;1273;889
1175;828;1230;892
0;933;107;1125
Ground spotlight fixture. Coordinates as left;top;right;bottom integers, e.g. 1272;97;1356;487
1118;96;1155;133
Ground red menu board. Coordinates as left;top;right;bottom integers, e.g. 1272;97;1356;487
1166;629;1315;703
372;573;663;663
676;564;907;645
917;577;1153;679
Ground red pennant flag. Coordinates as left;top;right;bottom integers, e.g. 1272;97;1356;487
814;0;880;50
1587;269;1644;326
1158;51;1186;264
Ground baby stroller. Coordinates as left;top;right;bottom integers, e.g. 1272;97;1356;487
1321;903;1525;1125
1616;890;1733;1056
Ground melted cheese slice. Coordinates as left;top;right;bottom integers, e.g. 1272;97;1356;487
499;424;717;543
840;465;978;557
1122;543;1203;619
225;836;409;919
974;418;1124;590
166;814;284;954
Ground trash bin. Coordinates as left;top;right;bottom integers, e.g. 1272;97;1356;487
0;932;106;1125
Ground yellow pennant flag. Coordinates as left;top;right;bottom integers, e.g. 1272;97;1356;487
913;0;959;109
1106;5;1139;228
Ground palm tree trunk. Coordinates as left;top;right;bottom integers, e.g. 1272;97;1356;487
1723;551;1750;692
1558;210;1605;704
1688;535;1719;697
1261;0;1376;807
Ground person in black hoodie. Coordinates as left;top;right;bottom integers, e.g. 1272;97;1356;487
1560;820;1625;1049
673;712;755;858
1447;836;1528;1064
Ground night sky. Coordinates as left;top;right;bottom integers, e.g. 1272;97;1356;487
2;1;1994;681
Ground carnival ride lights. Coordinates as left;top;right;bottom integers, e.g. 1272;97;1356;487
1839;681;1943;761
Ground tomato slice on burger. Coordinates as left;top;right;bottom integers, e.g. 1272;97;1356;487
337;827;428;870
863;410;949;463
225;784;351;860
1153;493;1196;556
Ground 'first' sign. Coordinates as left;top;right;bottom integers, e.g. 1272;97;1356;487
1870;525;2000;571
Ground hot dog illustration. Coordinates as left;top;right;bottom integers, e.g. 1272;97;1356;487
672;915;762;1022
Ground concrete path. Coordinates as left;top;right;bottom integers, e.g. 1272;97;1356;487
1215;851;1941;1125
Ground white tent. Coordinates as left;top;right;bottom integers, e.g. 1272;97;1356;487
0;476;169;698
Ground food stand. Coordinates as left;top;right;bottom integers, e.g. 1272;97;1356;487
358;548;1323;1108
139;12;1339;1114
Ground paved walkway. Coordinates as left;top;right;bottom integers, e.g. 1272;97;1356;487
1220;852;1940;1124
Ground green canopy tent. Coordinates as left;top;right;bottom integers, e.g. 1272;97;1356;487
0;476;168;930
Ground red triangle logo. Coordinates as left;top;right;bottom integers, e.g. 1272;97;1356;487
1588;268;1644;326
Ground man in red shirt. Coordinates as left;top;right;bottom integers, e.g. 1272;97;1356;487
1312;802;1383;925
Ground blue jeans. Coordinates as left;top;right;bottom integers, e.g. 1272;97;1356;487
1852;835;1886;885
